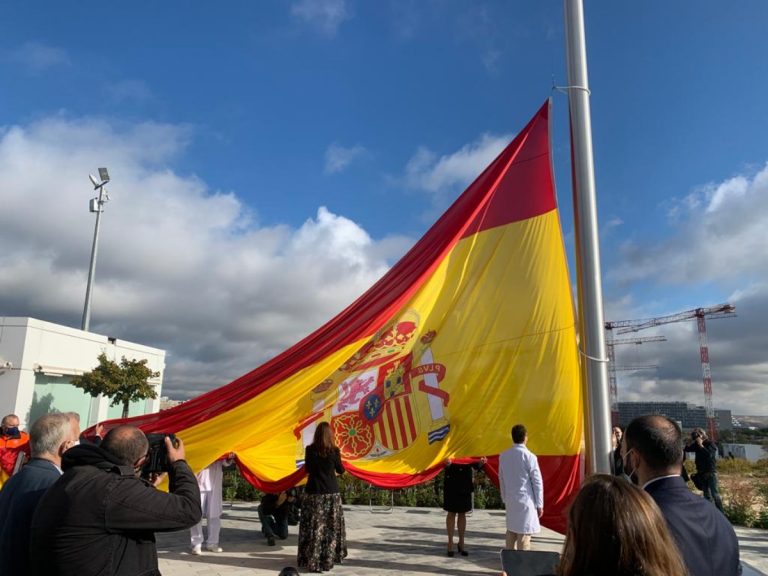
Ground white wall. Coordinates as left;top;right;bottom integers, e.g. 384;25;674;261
0;317;165;429
720;442;768;463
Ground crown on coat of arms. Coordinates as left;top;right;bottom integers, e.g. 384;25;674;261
339;311;420;372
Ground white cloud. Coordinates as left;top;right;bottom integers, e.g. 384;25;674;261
0;115;408;399
613;162;768;286
9;41;70;74
404;133;511;211
291;0;351;36
387;0;420;39
482;49;501;74
324;143;366;174
607;162;768;415
602;216;623;236
106;79;153;103
705;175;749;213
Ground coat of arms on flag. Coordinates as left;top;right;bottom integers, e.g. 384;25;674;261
295;310;451;461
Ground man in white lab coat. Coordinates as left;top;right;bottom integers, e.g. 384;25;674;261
190;455;233;554
498;424;543;551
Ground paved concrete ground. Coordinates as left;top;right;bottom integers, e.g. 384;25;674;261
157;503;768;576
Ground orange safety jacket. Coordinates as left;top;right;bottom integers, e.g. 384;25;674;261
0;431;30;487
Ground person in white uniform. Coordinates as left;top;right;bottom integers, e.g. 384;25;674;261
498;424;543;551
190;454;233;554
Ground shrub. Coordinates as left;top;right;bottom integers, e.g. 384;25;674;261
717;457;755;475
722;479;756;527
222;468;262;501
754;509;768;530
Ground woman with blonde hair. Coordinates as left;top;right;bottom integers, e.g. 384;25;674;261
297;422;347;573
557;474;688;576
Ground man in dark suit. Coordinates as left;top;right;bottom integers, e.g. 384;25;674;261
0;412;76;575
623;415;740;576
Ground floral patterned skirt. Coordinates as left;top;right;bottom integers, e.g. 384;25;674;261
297;493;347;572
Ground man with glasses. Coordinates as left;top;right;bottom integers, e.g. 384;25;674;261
623;415;739;576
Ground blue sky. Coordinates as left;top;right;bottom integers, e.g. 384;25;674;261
1;1;767;415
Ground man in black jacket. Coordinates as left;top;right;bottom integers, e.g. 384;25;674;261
685;427;724;511
258;489;297;545
623;415;740;576
30;425;202;576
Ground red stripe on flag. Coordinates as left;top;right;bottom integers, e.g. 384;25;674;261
386;403;399;450
404;398;417;440
394;398;408;448
341;453;579;535
461;101;556;237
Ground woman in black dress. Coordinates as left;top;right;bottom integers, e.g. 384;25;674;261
297;422;347;573
443;457;486;557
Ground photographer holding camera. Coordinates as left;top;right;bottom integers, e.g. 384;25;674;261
685;427;724;512
29;425;202;576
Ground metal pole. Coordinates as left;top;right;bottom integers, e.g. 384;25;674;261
564;0;612;474
82;185;106;331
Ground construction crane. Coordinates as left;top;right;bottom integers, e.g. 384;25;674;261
605;336;667;426
614;365;658;371
605;303;736;440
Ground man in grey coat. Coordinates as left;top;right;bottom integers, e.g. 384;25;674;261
0;412;76;575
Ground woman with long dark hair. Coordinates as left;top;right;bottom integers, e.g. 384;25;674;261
297;422;347;573
557;474;688;576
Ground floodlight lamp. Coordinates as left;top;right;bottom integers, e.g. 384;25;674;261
98;167;110;183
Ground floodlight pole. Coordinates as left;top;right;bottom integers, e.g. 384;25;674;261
564;0;612;474
82;172;110;332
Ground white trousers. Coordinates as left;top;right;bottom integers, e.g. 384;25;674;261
190;490;222;547
190;517;221;547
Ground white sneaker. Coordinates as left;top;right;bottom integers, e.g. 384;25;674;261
190;545;203;555
205;545;223;553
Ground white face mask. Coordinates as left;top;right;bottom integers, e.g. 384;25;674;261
622;448;638;484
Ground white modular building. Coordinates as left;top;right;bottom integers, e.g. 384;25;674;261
0;317;165;429
720;443;768;463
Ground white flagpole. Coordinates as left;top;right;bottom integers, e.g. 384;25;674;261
564;0;612;474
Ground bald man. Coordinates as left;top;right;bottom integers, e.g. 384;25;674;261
30;425;202;576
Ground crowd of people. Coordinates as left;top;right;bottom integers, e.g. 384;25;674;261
0;411;744;576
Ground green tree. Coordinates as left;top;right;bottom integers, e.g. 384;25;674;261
71;353;160;418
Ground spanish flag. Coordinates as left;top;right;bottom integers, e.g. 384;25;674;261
108;100;582;532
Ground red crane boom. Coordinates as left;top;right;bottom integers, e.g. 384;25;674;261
605;304;736;438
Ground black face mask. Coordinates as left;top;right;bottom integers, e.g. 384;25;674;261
3;426;20;437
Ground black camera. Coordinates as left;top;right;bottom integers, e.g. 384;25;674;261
141;433;178;478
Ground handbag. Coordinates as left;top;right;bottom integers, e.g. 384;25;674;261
690;472;706;491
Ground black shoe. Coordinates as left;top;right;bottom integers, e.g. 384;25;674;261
446;549;454;557
458;544;468;556
267;536;276;546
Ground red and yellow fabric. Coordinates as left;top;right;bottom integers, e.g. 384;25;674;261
94;101;583;533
